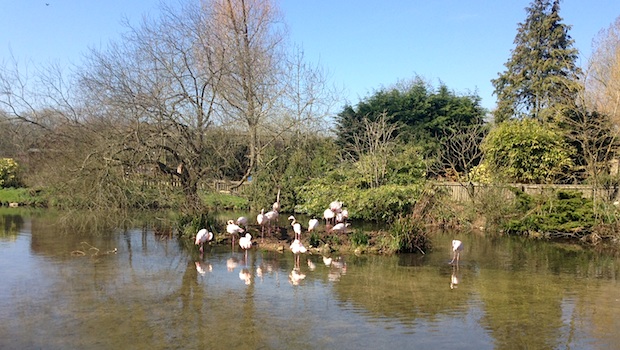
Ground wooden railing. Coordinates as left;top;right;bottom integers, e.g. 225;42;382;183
434;181;619;203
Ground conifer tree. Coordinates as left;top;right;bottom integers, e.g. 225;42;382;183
492;0;582;123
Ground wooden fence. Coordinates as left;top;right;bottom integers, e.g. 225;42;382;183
138;179;249;195
434;181;620;203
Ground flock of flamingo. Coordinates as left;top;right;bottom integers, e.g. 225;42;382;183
194;198;353;256
194;197;465;287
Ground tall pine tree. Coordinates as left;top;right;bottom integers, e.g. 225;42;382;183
492;0;582;123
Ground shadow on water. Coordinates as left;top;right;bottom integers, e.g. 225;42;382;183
1;209;620;349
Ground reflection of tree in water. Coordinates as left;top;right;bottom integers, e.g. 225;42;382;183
0;211;24;239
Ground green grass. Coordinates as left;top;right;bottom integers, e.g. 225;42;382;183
0;187;47;207
199;191;249;210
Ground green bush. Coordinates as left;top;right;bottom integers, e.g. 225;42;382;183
504;190;596;235
350;229;369;246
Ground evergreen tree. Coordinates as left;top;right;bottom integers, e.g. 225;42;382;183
492;0;582;123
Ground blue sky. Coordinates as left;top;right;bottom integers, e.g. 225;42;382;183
1;0;619;111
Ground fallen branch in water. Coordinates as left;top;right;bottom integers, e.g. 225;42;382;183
70;242;117;257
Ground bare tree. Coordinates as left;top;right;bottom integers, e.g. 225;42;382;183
347;112;400;189
585;16;620;126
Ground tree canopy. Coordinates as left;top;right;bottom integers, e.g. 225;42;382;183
492;0;582;123
335;78;486;160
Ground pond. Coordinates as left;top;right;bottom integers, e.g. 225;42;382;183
1;209;620;349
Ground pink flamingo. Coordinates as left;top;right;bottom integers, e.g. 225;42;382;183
308;218;319;233
226;220;244;248
195;228;213;253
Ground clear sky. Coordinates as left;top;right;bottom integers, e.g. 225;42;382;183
1;0;619;111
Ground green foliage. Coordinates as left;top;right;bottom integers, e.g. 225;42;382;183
308;231;321;248
0;158;23;188
350;229;369;247
246;136;339;211
481;119;574;183
492;0;581;122
504;190;596;235
385;143;427;185
295;140;426;222
296;168;425;222
335;77;486;156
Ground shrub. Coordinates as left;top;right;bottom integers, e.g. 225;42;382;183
504;190;596;236
0;158;23;188
385;214;431;254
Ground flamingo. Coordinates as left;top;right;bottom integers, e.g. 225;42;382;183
239;232;253;263
256;209;266;240
236;216;248;230
308;218;319;232
288;215;302;240
264;210;278;237
331;222;350;234
239;233;253;250
329;200;343;213
195;228;213;253
450;239;463;264
336;209;349;224
226;220;245;248
323;208;335;225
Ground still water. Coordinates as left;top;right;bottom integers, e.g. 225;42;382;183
1;210;620;349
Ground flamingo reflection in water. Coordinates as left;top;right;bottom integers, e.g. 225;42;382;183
195;261;212;276
323;255;347;282
450;265;460;289
239;268;252;285
289;268;306;286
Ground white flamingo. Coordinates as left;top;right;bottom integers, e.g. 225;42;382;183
323;208;335;225
256;209;266;240
236;216;248;230
331;222;350;234
195;228;213;253
288;215;302;240
329;200;343;213
450;239;463;264
226;220;245;248
264;210;278;237
239;233;253;250
308;218;319;232
336;209;349;224
239;233;253;263
290;238;307;272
